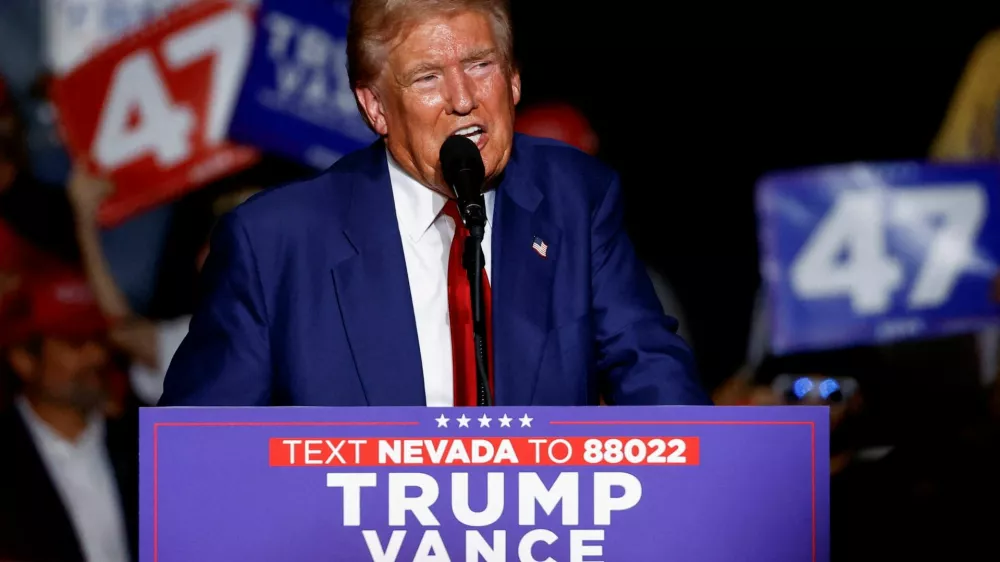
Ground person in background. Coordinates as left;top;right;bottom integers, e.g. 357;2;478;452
0;72;37;270
68;163;261;405
0;74;22;192
0;271;19;406
0;73;79;266
716;343;928;562
718;288;1000;560
0;270;137;562
931;28;1000;161
929;29;1000;400
1;73;89;408
514;101;693;344
514;102;599;155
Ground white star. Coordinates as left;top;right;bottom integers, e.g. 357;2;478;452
435;414;449;428
457;414;471;428
519;414;533;428
498;414;513;428
478;414;492;428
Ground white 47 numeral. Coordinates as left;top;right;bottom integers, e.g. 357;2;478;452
92;9;253;169
790;185;986;315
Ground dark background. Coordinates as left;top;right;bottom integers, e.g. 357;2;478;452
4;6;1000;560
511;7;1000;388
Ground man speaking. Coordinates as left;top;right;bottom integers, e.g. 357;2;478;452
159;0;710;407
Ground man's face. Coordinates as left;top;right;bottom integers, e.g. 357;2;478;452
13;336;110;413
356;11;521;194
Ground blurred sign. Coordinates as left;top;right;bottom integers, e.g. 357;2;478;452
227;0;376;169
44;0;193;73
50;0;259;227
757;161;1000;354
43;0;260;74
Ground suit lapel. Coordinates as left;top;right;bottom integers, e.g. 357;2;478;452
330;143;427;406
492;149;562;405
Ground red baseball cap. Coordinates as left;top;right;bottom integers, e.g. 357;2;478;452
515;102;599;156
0;268;110;347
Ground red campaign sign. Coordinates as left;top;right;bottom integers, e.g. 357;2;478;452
50;0;260;227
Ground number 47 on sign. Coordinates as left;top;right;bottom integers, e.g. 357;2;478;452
790;182;988;315
758;163;1000;343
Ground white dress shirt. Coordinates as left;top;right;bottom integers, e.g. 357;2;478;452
386;149;495;407
16;396;130;562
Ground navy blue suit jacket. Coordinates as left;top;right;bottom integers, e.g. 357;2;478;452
159;135;710;406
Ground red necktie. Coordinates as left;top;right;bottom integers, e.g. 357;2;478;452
443;200;494;406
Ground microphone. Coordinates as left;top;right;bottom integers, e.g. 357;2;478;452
440;135;487;228
439;134;493;407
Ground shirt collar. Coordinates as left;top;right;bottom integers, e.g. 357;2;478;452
385;148;494;243
16;395;105;454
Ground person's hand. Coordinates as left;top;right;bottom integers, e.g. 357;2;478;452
712;369;754;404
67;162;113;221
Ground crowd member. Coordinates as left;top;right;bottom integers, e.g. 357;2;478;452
515;101;600;156
717;285;1000;560
0;73;78;405
0;75;78;267
931;28;1000;161
68;163;262;405
0;269;137;562
929;28;1000;399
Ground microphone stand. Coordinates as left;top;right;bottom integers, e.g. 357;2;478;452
461;209;494;407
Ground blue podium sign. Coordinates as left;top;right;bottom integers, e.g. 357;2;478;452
227;0;375;169
757;161;1000;354
141;406;829;562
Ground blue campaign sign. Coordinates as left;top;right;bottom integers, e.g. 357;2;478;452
757;161;1000;354
227;0;376;169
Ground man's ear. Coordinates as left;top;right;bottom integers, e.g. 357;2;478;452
354;86;388;136
7;346;38;384
511;69;521;107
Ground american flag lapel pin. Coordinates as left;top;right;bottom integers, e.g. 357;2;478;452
531;236;548;258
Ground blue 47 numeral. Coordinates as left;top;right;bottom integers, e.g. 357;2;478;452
789;185;987;315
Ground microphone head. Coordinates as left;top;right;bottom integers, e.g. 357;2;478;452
439;135;485;201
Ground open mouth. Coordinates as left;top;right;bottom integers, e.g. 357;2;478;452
453;125;485;146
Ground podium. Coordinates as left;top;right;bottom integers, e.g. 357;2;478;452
140;406;829;561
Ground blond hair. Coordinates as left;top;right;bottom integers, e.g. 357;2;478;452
346;0;514;90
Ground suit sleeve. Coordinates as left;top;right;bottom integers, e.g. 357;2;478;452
158;212;272;406
590;174;712;405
